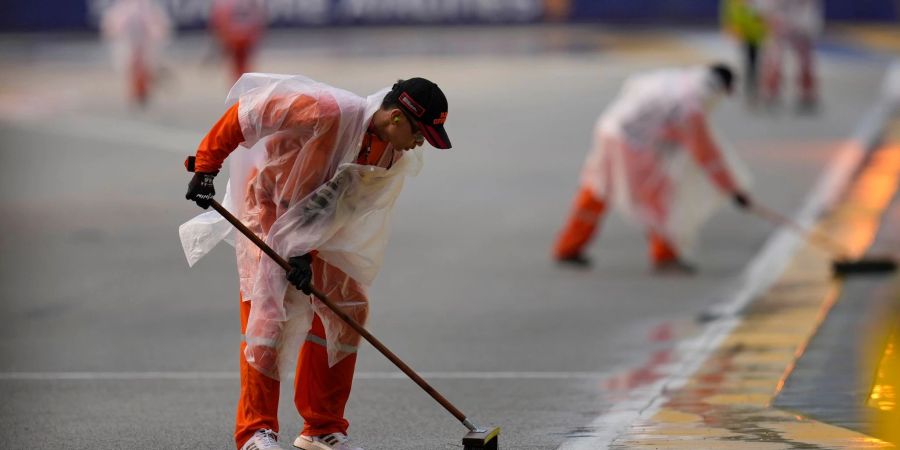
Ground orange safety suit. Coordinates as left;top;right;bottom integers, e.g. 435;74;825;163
210;0;266;81
194;99;391;449
554;111;738;265
130;47;150;105
756;0;820;105
761;30;817;104
101;0;171;107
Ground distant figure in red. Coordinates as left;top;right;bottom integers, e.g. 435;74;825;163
756;0;823;113
102;0;173;107
210;0;267;81
553;65;753;274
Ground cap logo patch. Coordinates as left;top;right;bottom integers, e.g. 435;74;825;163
399;92;426;117
433;112;447;125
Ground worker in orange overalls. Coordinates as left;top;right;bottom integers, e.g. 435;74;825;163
180;75;451;450
756;0;823;112
553;64;753;273
101;0;172;107
209;0;267;81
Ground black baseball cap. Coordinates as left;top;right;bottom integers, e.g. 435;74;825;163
391;78;451;149
709;63;735;95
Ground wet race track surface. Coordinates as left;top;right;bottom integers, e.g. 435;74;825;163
0;26;895;449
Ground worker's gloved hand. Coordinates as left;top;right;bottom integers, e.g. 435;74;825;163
286;254;313;295
732;191;752;210
186;172;217;209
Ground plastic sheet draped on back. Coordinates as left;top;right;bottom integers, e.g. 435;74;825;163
180;73;422;376
580;68;750;258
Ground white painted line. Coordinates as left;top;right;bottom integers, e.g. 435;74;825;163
557;66;900;450
0;371;606;381
356;371;607;380
0;371;238;380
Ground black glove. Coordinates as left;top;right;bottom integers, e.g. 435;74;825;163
286;254;313;295
186;172;217;209
732;191;752;210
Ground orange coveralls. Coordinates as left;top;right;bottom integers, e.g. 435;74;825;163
210;0;265;81
554;111;739;265
195;100;391;449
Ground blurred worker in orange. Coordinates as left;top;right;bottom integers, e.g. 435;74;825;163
210;0;267;81
101;0;172;107
553;64;753;273
720;0;767;105
756;0;823;112
180;75;452;450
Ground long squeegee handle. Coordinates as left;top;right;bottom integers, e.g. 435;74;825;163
749;202;851;258
208;199;478;431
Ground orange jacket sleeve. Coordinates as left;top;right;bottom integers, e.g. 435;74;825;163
193;91;340;186
194;102;245;173
683;112;738;194
238;93;342;222
273;95;340;199
239;92;327;148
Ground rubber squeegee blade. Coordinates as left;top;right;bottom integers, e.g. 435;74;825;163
831;257;898;276
463;427;500;450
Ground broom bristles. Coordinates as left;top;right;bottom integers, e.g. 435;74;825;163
832;258;898;276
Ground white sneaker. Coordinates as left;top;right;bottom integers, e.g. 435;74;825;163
293;432;363;450
241;429;285;450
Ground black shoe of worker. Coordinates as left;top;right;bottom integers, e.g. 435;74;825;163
556;253;592;269
653;259;697;276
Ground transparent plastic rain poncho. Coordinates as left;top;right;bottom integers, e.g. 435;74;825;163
101;0;172;74
580;67;750;259
179;74;423;379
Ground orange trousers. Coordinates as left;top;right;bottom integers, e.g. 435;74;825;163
761;34;817;103
236;297;356;449
226;41;253;81
553;186;678;264
129;52;149;106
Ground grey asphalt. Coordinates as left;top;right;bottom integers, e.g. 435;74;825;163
0;26;891;449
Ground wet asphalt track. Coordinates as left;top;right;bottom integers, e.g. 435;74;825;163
0;26;892;449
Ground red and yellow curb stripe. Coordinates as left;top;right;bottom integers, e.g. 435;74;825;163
613;121;900;448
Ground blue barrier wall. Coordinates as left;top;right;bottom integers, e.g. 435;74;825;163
823;0;900;21
2;1;90;31
569;0;720;23
1;0;896;32
0;0;545;31
567;0;899;23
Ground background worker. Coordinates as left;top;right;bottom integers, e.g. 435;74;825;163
180;75;452;450
101;0;172;107
756;0;823;112
553;64;753;273
720;0;767;105
209;0;267;81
